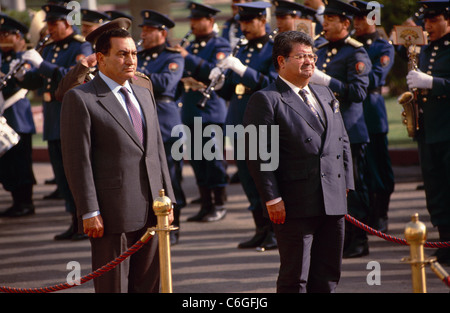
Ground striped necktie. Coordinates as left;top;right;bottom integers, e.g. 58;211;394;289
298;88;325;127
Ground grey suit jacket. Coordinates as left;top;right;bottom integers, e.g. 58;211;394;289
244;77;354;219
60;74;174;234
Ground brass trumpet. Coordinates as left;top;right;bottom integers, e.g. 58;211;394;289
398;45;420;138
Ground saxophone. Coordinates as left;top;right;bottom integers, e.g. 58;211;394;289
397;45;420;138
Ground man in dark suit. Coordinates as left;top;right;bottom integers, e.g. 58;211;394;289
60;28;174;293
244;31;354;293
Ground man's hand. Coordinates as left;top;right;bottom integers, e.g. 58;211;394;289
22;49;44;68
310;69;331;86
218;55;247;77
407;70;433;90
83;215;104;238
80;53;97;68
266;200;286;224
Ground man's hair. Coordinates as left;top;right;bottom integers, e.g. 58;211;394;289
272;31;314;70
95;28;132;55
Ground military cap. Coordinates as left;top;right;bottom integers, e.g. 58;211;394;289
418;0;449;18
187;1;221;18
322;0;360;18
81;9;110;24
42;4;72;21
85;17;131;45
139;10;175;29
105;10;133;21
0;13;28;34
235;1;271;21
350;0;383;16
272;0;316;18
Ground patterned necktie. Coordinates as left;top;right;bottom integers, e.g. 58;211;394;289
298;88;325;127
119;87;144;145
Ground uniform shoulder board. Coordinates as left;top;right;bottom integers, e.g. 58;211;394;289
316;41;329;50
135;71;150;81
73;34;86;43
165;46;181;53
345;37;363;48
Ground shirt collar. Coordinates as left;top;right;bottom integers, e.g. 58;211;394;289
278;75;312;95
98;71;132;94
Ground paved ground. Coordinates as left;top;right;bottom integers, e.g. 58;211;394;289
0;162;449;294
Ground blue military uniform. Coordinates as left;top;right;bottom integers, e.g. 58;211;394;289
314;0;372;258
18;4;92;240
351;0;395;233
412;0;450;264
272;0;326;47
0;14;36;217
217;1;278;250
180;2;231;222
137;10;186;243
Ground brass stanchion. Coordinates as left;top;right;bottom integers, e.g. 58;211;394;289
151;189;177;293
403;213;427;293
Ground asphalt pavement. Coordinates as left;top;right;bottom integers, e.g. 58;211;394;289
0;161;449;294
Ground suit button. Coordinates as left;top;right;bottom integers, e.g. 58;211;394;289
305;137;312;143
337;154;341;159
321;173;326;178
338;174;341;178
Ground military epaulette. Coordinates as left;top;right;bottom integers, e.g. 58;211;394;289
135;71;150;81
165;46;181;53
316;41;329;50
345;37;363;48
73;34;86;43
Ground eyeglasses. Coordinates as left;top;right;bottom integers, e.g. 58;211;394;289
288;53;318;62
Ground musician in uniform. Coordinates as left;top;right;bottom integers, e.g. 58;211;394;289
16;4;92;240
137;10;186;245
351;1;395;233
80;8;110;38
406;0;450;265
272;0;326;47
211;1;278;251
174;2;231;223
0;14;36;217
311;0;372;258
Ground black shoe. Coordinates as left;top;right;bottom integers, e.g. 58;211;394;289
0;204;35;217
170;229;180;245
187;208;209;222
71;233;89;241
434;248;450;266
54;224;75;240
256;231;277;252
238;229;267;249
343;241;369;258
376;217;388;233
202;208;226;222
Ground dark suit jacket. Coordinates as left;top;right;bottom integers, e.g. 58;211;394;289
244;77;354;219
60;74;174;234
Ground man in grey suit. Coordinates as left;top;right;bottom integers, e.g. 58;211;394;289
244;31;354;293
60;28;174;293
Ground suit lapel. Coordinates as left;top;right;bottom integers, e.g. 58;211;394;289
309;84;333;144
93;75;144;150
276;78;325;135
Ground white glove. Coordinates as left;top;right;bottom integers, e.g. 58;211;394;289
9;59;27;81
208;67;225;91
218;55;247;77
21;49;43;68
407;70;433;90
310;69;331;86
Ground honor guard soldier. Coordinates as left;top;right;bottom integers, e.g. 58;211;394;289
80;9;110;38
272;0;326;47
174;2;231;223
311;0;372;258
351;0;395;233
16;4;92;240
406;0;450;265
105;10;134;22
211;1;278;251
137;10;186;245
0;14;36;217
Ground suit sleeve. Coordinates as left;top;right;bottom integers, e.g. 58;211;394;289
55;62;90;102
243;90;281;203
60;88;100;218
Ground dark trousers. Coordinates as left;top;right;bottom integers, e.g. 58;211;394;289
164;141;186;209
90;227;160;293
418;139;450;227
47;139;76;214
187;123;228;188
273;215;345;293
